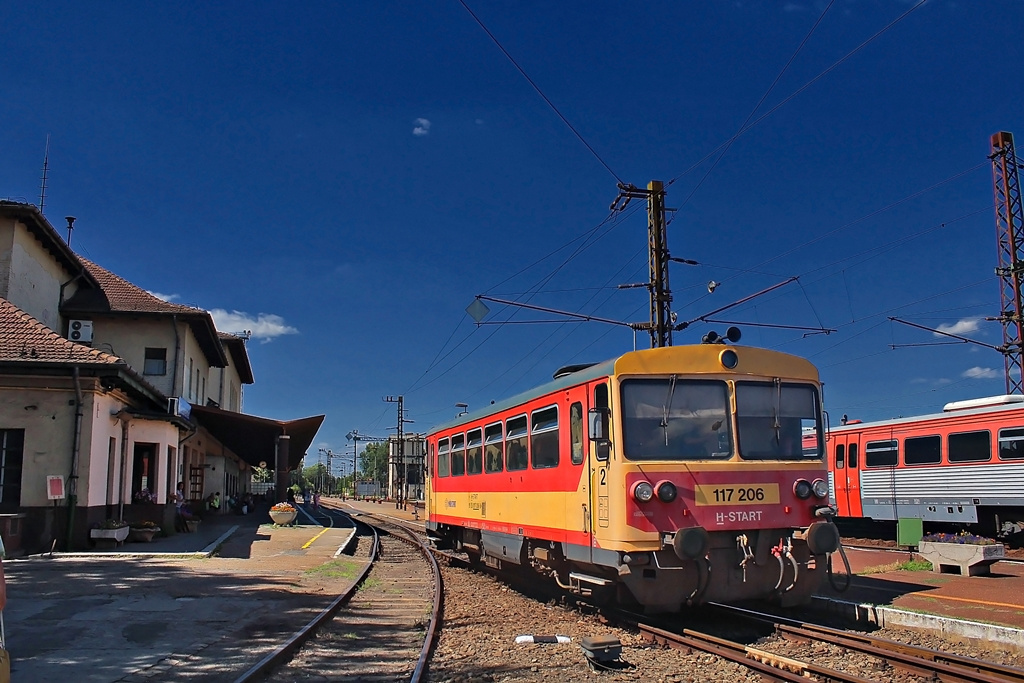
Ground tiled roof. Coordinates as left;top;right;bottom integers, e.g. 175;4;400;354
0;298;123;365
77;258;205;315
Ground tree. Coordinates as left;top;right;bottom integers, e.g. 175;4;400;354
361;442;389;489
251;466;272;483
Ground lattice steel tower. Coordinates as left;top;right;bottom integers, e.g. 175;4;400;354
991;131;1024;394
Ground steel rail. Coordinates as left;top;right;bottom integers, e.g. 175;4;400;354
638;621;878;683
233;510;379;683
712;602;1024;683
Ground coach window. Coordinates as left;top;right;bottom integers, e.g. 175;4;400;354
437;438;450;477
484;423;504;472
451;434;466;476
904;435;941;466
532;406;559;469
506;415;529;471
834;443;845;469
948;430;991;463
865;440;898;467
467;429;483;475
848;443;858;468
998;427;1024;460
570;402;584;465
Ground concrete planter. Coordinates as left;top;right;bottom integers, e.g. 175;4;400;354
91;526;130;546
918;541;1005;576
269;509;297;526
128;527;160;543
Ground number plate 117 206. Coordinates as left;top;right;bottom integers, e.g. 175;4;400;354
694;483;780;506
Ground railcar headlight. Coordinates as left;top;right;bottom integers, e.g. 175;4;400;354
720;349;739;369
656;481;678;503
793;479;812;500
811;478;829;499
632;481;655;503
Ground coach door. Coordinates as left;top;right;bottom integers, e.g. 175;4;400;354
831;433;863;518
587;382;612;562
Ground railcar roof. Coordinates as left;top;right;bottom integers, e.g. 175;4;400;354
832;398;1024;432
428;357;618;435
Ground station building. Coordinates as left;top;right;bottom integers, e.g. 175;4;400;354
0;200;323;553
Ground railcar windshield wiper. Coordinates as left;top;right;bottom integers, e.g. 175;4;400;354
661;374;678;447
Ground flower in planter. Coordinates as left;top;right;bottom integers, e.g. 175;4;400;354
133;488;159;504
97;519;129;529
131;520;160;530
921;531;998;546
271;502;296;512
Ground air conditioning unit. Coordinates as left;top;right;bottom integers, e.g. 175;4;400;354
168;397;192;420
68;319;94;343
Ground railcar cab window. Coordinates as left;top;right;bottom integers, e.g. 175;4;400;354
437;438;450;477
506;415;529;470
531;406;559;469
484;423;504;472
999;427;1024;460
735;381;822;461
467;429;483;475
948;430;991;463
451;434;466;476
621;378;731;461
865;440;898;467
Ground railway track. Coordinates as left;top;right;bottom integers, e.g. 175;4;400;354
638;603;1024;683
238;508;441;682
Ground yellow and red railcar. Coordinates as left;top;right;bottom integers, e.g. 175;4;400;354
425;343;839;612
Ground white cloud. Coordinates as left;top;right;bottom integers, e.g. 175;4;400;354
413;118;431;136
148;291;179;302
962;366;1001;380
210;309;299;343
935;318;980;336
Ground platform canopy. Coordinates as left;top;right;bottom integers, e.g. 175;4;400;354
188;404;324;470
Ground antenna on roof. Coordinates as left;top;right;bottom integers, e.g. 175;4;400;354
39;135;50;214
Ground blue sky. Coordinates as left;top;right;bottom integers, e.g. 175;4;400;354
2;1;1023;471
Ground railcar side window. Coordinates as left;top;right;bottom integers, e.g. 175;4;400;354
735;382;822;461
531;406;559;469
570;402;584;465
484;422;504;472
998;427;1024;460
835;443;845;469
904;435;941;465
865;440;898;467
466;429;483;475
506;415;529;471
621;378;731;461
451;433;466;476
948;430;991;463
437;438;450;477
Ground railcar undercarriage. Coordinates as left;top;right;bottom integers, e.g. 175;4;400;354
427;522;836;612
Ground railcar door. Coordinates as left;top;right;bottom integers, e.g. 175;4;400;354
832;432;863;518
587;381;612;563
566;395;592;557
